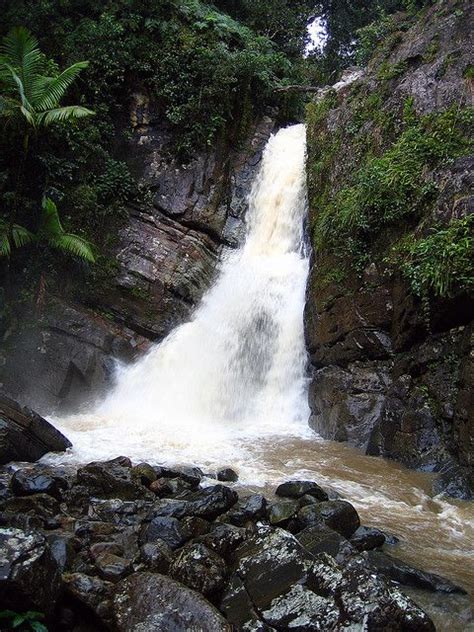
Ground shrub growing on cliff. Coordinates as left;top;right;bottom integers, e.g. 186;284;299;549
396;215;474;298
313;106;473;255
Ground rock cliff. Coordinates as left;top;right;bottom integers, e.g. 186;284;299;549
0;103;275;413
305;0;473;497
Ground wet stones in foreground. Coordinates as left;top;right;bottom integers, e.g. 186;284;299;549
0;461;465;631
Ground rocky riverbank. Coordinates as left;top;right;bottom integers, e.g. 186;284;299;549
0;397;467;631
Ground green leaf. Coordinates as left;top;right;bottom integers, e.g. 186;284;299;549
0;232;11;257
30;622;48;632
48;233;96;262
12;613;27;627
0;610;18;619
11;223;35;248
35;61;89;111
36;105;94;127
40;196;64;236
40;197;95;262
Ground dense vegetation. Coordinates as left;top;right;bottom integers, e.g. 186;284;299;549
0;0;317;320
307;1;473;310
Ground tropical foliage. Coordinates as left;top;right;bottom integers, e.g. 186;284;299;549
0;26;95;274
0;610;47;632
0;27;93;130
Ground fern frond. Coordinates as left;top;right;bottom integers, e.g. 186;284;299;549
36;61;89;111
36;105;94;127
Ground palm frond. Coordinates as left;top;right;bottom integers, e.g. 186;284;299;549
35;61;89;111
48;233;95;262
36;105;94;127
40;196;64;236
0;219;33;256
0;231;11;257
0;28;43;101
0;27;39;68
11;223;35;248
40;197;95;262
3;63;32;110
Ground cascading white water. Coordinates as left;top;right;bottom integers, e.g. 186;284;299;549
52;124;313;473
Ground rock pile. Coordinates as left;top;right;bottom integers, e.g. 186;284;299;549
0;457;465;631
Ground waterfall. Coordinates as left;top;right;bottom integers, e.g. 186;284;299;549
52;124;312;473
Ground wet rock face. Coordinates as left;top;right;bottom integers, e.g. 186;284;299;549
305;0;474;493
0;395;71;464
170;542;227;598
0;456;452;630
0;527;62;613
297;500;360;538
0;117;275;413
366;551;467;594
276;480;329;501
113;572;230;632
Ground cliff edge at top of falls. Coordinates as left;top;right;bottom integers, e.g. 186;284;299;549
0;110;276;413
305;0;474;498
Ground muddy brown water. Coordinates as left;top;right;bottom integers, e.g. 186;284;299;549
234;435;474;631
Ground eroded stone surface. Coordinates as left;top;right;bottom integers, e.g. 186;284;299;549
0;527;61;613
113;572;230;631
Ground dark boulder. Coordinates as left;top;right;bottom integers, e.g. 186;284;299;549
198;523;246;558
268;499;299;526
75;519;117;543
87;498;153;526
170;542;227;598
140;541;173;573
366;550;467;594
297;500;360;538
219;574;264;630
261;584;339;631
47;532;77;571
350;526;386;551
0;395;71;464
217;468;238;482
233;526;315;610
90;541;125;560
11;466;67;499
150;476;193;497
3;493;60;525
152;485;238;520
0;527;61;614
311;553;435;631
94;552;134;582
63;572;114;623
140;515;189;550
155;464;203;488
181;515;211;540
276;480;328;501
432;461;474;500
113;572;230;631
297;525;355;562
76;458;152;501
131;463;157;487
225;494;267;526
